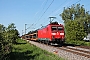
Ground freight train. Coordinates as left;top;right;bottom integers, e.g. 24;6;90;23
21;22;65;46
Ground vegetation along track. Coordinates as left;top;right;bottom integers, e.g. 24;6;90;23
27;40;90;60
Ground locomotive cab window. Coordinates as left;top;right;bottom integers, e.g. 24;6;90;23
51;26;57;31
57;26;63;30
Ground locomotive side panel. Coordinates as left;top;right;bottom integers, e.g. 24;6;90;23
38;26;50;41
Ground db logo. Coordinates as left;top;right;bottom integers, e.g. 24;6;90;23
57;32;59;35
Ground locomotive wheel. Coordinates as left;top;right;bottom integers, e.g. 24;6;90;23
39;40;41;43
46;41;49;45
50;43;53;45
59;42;63;47
59;44;62;47
42;40;44;44
40;40;44;44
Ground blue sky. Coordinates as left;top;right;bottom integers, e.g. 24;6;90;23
0;0;90;36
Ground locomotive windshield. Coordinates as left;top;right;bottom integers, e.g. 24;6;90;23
51;26;63;31
57;26;63;30
51;26;57;31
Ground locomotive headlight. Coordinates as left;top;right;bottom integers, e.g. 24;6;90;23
52;33;56;35
60;33;64;35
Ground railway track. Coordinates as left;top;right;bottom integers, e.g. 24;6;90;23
76;46;90;49
49;44;90;58
27;40;90;60
58;46;90;58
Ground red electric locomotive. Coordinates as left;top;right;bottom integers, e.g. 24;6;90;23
37;22;65;45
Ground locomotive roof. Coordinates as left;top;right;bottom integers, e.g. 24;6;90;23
38;22;63;30
49;22;59;25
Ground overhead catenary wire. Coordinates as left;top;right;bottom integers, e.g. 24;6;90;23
74;0;81;5
42;0;80;26
34;0;71;28
34;0;49;25
33;0;48;19
54;0;74;16
53;0;81;16
28;0;82;31
35;0;75;27
26;24;34;30
29;0;49;30
48;0;68;16
43;0;67;23
26;0;48;32
41;0;49;13
34;0;54;26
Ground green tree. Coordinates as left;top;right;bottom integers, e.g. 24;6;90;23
0;24;11;59
60;4;90;43
0;23;19;60
88;24;90;33
7;23;19;44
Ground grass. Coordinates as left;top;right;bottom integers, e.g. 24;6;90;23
84;42;90;46
8;39;64;60
65;40;90;46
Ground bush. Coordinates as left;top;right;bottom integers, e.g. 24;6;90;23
0;23;19;60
